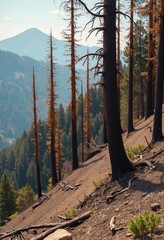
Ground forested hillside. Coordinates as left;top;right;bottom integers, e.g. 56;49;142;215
0;86;103;191
0;0;163;236
0;50;88;148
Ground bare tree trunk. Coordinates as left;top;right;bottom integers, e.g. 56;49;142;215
146;0;154;119
104;0;135;181
152;0;164;142
127;0;135;134
71;0;79;170
32;68;42;198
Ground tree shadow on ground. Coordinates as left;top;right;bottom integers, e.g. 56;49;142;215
118;160;164;194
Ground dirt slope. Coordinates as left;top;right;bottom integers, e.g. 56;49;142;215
1;113;164;239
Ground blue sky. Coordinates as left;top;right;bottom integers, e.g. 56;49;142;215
0;0;128;48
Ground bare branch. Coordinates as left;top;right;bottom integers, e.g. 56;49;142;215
78;0;104;17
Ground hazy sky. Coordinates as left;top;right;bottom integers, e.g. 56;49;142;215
0;0;128;48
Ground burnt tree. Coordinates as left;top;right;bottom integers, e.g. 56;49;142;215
127;0;135;134
152;0;164;142
47;31;58;186
78;0;135;180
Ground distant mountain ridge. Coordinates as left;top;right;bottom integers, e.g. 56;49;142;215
0;49;87;148
0;28;99;69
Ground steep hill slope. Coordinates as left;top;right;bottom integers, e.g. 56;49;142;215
0;113;163;239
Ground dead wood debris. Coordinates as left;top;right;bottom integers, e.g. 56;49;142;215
31;211;91;240
0;211;91;240
58;181;82;191
32;194;50;210
107;177;137;204
110;215;124;235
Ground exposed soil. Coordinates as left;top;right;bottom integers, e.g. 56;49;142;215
0;113;164;240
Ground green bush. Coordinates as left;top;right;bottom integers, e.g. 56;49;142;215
16;184;35;212
128;211;161;237
63;208;77;219
126;144;145;160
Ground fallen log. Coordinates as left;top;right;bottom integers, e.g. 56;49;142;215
0;223;60;240
31;211;91;240
32;195;49;210
134;160;156;169
107;177;137;203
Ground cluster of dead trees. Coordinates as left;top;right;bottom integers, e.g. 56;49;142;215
31;0;163;198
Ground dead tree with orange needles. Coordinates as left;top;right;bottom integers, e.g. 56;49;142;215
62;0;80;170
47;30;58;186
32;68;42;198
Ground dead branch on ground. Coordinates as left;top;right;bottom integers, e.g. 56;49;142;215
31;211;91;240
107;177;137;204
0;211;91;240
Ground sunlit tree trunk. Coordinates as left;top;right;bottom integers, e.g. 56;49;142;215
146;0;154;119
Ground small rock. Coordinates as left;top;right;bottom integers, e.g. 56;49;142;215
151;203;161;211
44;229;72;240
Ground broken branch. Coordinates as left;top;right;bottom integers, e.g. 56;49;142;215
107;177;137;203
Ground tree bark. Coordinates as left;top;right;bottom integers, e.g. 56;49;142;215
71;0;79;170
103;0;135;181
152;1;164;142
127;0;135;134
146;0;154;119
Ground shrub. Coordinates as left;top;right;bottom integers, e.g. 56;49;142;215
16;184;35;212
93;179;104;189
128;211;161;238
63;208;77;219
126;144;145;160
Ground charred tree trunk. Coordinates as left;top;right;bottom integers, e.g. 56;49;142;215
104;0;135;181
146;0;154;119
152;1;164;142
127;0;135;134
32;68;42;198
71;0;79;170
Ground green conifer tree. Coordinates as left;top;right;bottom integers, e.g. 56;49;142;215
0;172;16;225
